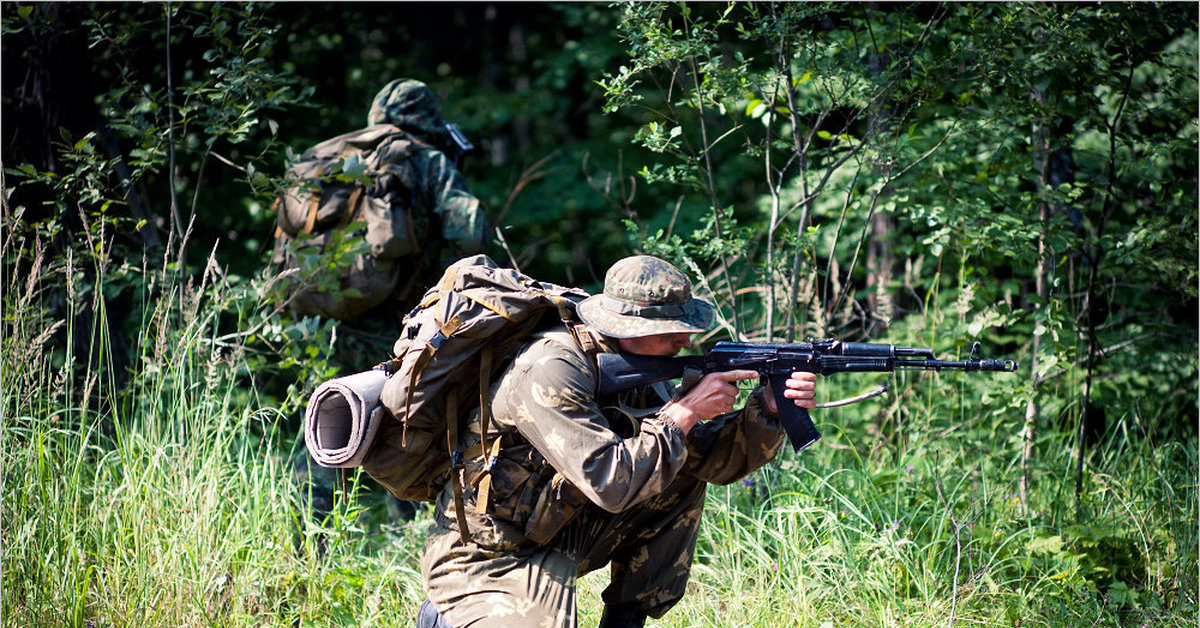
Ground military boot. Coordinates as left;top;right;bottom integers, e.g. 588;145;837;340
416;600;453;628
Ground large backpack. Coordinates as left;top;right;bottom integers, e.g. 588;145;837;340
272;124;427;320
361;254;592;537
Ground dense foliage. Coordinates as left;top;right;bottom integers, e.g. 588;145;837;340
3;2;1196;626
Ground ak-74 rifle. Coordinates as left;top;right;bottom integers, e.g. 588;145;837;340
597;339;1018;452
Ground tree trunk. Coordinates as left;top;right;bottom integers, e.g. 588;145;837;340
865;211;895;337
1020;90;1052;512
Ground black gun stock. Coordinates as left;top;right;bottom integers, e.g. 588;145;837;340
596;339;1017;453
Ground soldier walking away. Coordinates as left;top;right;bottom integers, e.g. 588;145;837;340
414;255;819;628
287;78;488;536
363;77;486;265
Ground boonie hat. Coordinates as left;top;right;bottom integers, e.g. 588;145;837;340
367;78;448;144
576;256;715;338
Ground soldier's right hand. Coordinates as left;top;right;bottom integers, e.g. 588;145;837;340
657;369;759;435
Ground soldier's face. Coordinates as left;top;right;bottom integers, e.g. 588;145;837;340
617;332;694;357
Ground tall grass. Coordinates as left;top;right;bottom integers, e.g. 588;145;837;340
675;382;1198;626
1;234;426;626
3;231;1196;626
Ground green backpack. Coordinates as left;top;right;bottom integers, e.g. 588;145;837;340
362;255;592;537
272;124;426;320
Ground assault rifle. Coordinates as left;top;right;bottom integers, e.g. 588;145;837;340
443;122;475;170
597;339;1018;453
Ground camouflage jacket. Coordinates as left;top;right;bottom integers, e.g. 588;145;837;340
367;78;486;254
409;144;486;253
447;326;787;549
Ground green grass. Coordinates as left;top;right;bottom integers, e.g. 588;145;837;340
3;250;1196;627
0;248;423;626
675;434;1198;627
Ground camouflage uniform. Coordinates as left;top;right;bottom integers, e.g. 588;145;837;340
367;78;485;255
419;257;788;628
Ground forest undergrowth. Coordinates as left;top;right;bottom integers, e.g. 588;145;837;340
2;222;1194;628
3;5;1197;625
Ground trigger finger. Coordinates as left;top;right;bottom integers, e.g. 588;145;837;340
729;369;760;382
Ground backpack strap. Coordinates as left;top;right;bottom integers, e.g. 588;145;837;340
402;313;466;446
270;197;286;241
447;335;499;540
300;165;328;235
471;434;504;516
445;389;473;544
466;340;495;513
476;343;494;480
302;190;321;234
334;186;366;231
566;322;599;364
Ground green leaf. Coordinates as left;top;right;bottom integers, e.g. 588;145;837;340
1028;535;1064;556
339;154;367;180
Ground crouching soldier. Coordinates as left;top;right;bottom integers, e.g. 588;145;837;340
415;255;820;628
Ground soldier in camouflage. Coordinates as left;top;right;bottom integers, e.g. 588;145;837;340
367;77;486;257
294;78;488;533
416;256;820;628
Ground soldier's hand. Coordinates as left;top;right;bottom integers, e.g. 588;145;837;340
658;370;759;435
764;371;819;414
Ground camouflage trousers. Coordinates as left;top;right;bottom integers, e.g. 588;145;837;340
421;477;709;628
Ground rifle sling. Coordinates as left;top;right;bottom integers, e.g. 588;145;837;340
815;382;890;408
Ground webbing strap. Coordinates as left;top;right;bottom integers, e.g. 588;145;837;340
471;344;495;515
473;436;504;515
566;322;598;360
478;344;493;471
446;392;472;545
271;197;293;237
402;315;466;446
302;190;321;234
334;186;365;231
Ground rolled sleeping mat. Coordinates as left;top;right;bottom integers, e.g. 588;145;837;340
304;369;387;468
